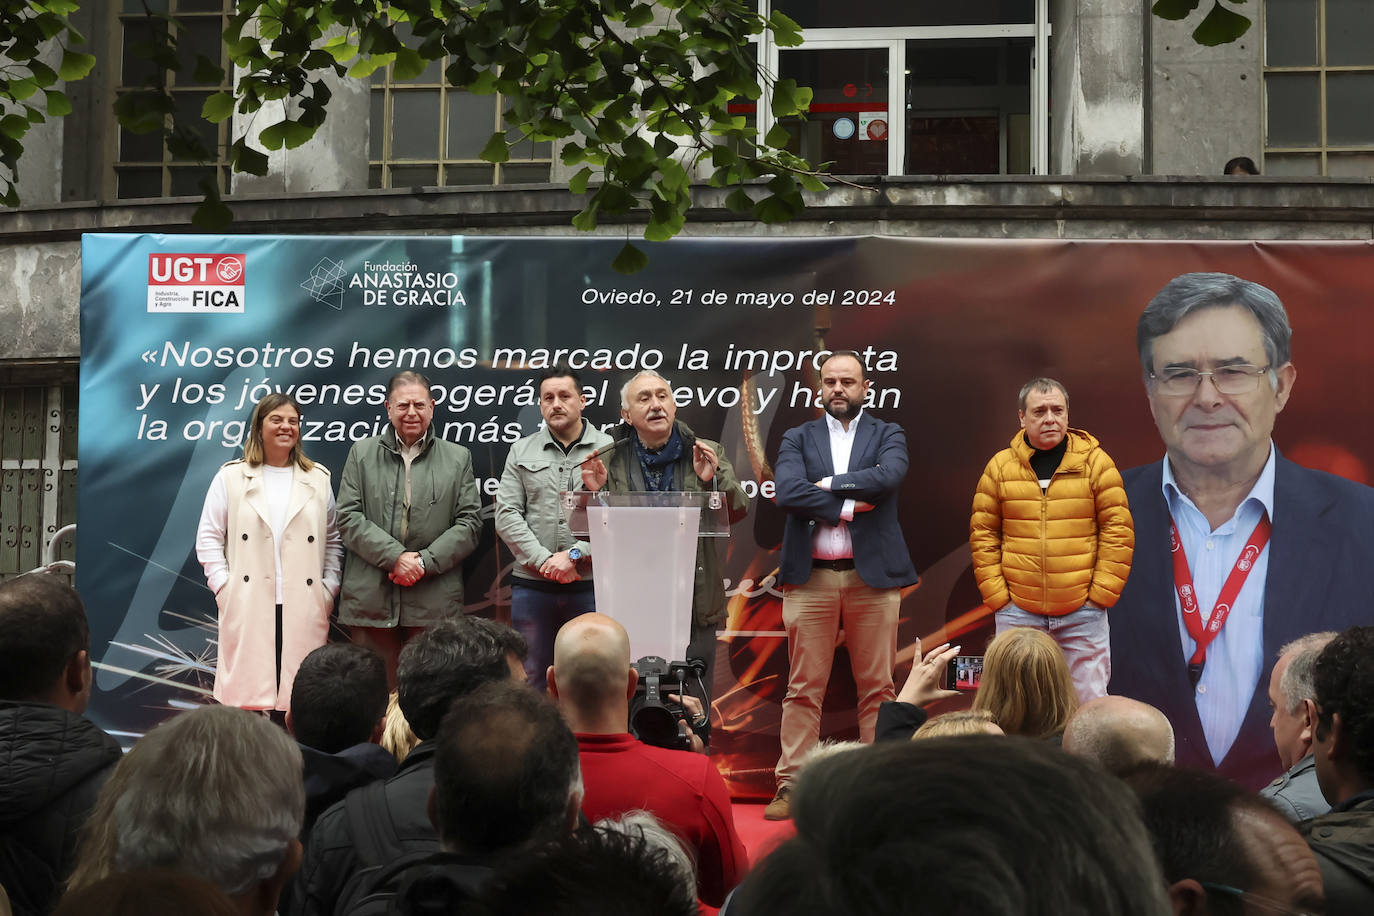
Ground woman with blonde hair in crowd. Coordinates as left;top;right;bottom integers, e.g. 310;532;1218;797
196;393;342;713
912;709;1003;740
972;627;1078;740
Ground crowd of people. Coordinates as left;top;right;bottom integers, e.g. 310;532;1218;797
2;571;1372;915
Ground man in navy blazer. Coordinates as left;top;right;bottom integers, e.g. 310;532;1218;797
1109;272;1374;791
765;350;919;819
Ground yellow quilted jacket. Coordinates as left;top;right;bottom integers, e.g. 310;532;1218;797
969;429;1134;615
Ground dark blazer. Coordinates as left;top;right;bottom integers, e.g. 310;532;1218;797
774;413;919;590
1109;454;1374;791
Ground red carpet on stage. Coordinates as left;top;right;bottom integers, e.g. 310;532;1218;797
732;800;795;865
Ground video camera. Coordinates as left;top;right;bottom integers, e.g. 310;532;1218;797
629;655;707;751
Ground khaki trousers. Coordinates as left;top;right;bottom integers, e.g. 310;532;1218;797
775;567;900;786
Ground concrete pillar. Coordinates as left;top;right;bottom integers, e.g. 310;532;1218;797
1148;6;1262;175
1051;0;1146;175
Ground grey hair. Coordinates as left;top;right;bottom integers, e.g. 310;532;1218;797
1137;272;1292;380
619;369;673;410
110;705;304;897
1278;631;1339;714
1017;377;1069;412
595;809;697;892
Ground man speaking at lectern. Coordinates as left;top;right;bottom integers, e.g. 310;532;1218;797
765;350;919;820
581;369;749;710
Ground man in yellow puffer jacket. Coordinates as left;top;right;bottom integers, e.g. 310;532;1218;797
970;378;1134;701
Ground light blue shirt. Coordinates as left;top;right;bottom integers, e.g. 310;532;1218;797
1162;445;1276;764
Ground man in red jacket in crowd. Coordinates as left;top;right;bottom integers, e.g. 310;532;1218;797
547;613;747;908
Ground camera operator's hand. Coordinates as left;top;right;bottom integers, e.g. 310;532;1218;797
897;639;961;707
669;693;709;755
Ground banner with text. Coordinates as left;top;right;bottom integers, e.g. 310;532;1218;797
79;235;1374;792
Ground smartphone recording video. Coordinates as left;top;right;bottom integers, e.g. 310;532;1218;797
944;655;984;691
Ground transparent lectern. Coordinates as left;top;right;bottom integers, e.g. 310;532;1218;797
561;490;733;663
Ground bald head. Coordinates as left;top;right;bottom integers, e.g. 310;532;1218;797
549;614;634;730
1062;696;1175;775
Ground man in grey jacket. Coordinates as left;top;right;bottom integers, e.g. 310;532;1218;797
1261;630;1337;822
338;370;482;685
495;365;612;689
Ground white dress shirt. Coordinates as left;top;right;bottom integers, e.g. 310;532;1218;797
1162;445;1276;764
812;409;863;559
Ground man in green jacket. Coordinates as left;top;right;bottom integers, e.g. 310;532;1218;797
338;371;482;685
581;369;749;710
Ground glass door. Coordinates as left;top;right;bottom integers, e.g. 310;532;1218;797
765;41;906;176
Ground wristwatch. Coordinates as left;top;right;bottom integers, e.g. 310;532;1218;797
568;547;583;562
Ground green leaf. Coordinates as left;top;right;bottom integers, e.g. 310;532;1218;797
323;35;359;64
29;62;58;89
479;132;510;163
571;202;600;231
0;115;31;139
771;78;809;119
1191;1;1253;45
569;166;594;195
230;139;270;176
612;242;649;275
768;11;805;47
1151;0;1203;20
798;173;827;193
43;90;72;117
191;179;233;232
724;187;754;213
393;47;427;80
624;4;655;28
349;56;393;79
202;92;236;123
765;123;792;148
193;55;225;85
7;78;39;101
57;50;97;82
258;119;314;151
754;193;798;223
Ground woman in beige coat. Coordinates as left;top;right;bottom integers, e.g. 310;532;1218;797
196;393;342;711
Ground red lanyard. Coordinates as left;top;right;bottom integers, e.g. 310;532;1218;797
1168;511;1272;684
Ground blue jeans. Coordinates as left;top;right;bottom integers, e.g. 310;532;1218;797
996;602;1111;703
510;581;598;691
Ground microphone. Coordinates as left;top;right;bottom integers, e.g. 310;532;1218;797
566;430;632;493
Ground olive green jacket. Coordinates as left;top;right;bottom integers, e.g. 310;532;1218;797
337;431;481;626
601;420;748;627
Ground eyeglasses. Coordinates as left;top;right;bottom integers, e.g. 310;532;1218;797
1199;881;1321;916
389;401;432;414
1149;364;1271;397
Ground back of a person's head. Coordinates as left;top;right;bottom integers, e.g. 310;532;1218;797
397;616;527;740
550;613;632;716
380;690;419;763
480;822;697;916
0;573;89;703
1122;762;1324;915
77;705;304;899
289;643;387;753
913;709;1001;739
733;737;1170;916
972;627;1078;738
1062;696;1176;774
433;680;581;856
53;869;238;916
1312;625;1374;786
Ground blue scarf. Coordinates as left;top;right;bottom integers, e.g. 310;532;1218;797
634;426;684;491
